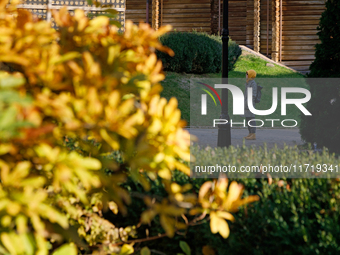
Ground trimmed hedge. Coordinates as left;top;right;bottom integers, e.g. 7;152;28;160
156;32;241;74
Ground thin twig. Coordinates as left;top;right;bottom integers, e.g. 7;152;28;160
181;214;189;225
188;216;210;226
150;249;167;255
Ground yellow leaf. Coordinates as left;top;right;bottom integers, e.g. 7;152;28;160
7;202;21;216
15;215;27;234
141;210;156;224
160;214;175;237
88;16;109;28
1;233;17;255
52;243;77;255
199;182;212;200
216;211;235;222
210;212;219;234
218;218;230;238
109;201;119;214
100;129;120;150
0;55;29;66
52;52;81;64
10;161;31;181
38;204;69;229
164;97;178;119
1;215;11;227
173;161;190;176
210;212;230;238
171;183;181;194
0;144;14;155
158;168;171;180
148;118;163;134
224;181;244;212
79;157;101;170
119;244;134;255
216;177;228;193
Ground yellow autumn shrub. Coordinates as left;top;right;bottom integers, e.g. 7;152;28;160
0;1;259;254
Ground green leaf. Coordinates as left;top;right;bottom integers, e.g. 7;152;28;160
21;233;35;255
179;241;191;255
0;72;25;88
140;247;151;255
102;8;118;15
0;90;32;106
0;106;17;129
52;243;77;255
109;20;122;27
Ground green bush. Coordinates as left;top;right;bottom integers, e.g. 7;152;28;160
300;0;340;153
109;145;340;254
308;0;340;78
193;178;340;255
156;32;241;74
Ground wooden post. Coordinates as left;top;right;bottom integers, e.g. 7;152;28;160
152;0;159;30
254;0;260;52
271;0;280;62
46;0;52;21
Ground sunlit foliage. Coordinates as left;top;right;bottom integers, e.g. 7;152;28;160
0;1;258;254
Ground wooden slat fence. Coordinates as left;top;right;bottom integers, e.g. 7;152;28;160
126;0;151;24
161;0;211;33
125;0;327;73
280;0;325;73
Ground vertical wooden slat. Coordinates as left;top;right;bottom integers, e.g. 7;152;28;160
152;0;159;30
246;0;254;49
254;0;260;52
161;0;163;26
271;0;279;62
218;0;221;35
146;0;149;24
279;0;282;62
266;0;269;56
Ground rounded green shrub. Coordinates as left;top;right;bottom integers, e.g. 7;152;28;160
157;32;241;74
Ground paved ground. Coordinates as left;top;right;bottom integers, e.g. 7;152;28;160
187;128;303;149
